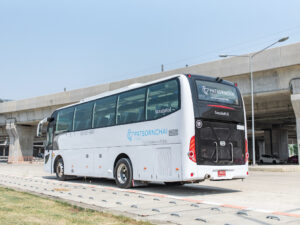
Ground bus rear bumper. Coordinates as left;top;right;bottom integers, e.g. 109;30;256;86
182;165;248;182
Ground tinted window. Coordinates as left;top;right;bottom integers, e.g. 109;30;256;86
196;80;239;105
73;102;94;131
146;79;179;120
93;96;117;128
56;107;74;133
117;88;146;124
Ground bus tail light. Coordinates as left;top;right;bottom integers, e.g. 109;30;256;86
188;136;196;163
245;139;249;163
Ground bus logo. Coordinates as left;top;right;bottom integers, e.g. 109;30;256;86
196;120;203;128
220;141;226;146
202;86;210;95
127;128;168;141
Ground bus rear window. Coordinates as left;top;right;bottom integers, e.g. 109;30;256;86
196;80;239;105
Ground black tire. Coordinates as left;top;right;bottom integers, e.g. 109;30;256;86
114;158;133;189
273;160;276;164
55;158;67;181
164;182;184;186
260;160;263;164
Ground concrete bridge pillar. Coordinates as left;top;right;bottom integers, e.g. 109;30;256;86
291;93;300;165
263;128;288;161
264;130;272;155
271;127;289;161
5;120;36;163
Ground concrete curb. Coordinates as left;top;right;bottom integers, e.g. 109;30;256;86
249;165;300;172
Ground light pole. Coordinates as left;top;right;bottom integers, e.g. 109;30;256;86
219;37;289;165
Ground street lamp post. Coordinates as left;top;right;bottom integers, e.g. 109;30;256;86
219;37;289;165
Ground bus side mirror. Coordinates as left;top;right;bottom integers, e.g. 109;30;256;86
37;117;51;137
37;122;43;137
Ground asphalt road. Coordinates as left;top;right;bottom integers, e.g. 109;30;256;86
0;163;300;225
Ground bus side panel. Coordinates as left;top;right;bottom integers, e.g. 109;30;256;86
93;143;182;182
63;149;94;176
93;147;111;177
129;144;182;182
54;132;95;177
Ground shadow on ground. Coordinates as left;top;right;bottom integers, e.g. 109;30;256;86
42;175;240;197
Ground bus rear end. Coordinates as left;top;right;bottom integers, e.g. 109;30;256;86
185;74;248;182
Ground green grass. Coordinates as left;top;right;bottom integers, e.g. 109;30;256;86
0;186;153;225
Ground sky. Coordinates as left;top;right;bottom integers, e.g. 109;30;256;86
1;0;300;100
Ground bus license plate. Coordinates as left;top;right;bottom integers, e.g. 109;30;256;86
218;170;226;177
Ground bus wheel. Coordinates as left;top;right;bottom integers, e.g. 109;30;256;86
114;158;133;189
55;158;66;181
164;182;184;186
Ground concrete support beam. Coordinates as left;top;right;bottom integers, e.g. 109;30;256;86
6;120;36;163
290;94;300;165
257;140;265;157
264;130;272;155
271;128;289;161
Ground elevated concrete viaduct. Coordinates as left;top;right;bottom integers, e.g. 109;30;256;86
1;42;300;163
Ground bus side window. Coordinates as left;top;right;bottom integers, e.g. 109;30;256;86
93;95;117;128
146;79;179;120
117;88;146;125
74;102;94;131
55;107;75;134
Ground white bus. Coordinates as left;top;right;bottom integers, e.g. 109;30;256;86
37;74;248;188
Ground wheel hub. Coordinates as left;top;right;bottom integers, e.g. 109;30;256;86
57;162;64;177
117;163;128;184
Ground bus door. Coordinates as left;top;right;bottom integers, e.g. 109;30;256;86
45;117;55;173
